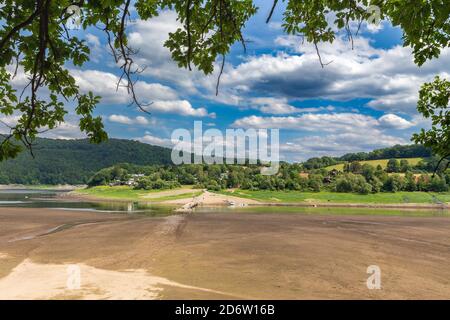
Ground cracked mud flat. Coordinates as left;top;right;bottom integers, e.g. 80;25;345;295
0;207;450;299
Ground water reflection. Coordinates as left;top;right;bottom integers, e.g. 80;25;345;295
0;189;175;216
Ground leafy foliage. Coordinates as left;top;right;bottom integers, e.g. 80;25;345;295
87;160;450;194
1;1;450;161
412;76;450;173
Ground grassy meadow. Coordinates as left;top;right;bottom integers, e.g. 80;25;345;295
325;158;423;171
219;189;450;204
74;185;202;202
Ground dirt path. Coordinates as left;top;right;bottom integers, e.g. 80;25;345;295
1;207;450;299
164;190;261;209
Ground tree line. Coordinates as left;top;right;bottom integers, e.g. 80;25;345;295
303;144;432;170
88;159;450;194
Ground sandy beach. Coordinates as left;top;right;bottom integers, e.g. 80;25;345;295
1;207;450;299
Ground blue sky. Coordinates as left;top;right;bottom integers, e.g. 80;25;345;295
5;1;449;161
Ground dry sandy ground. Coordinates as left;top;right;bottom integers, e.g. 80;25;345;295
1;207;450;299
164;190;260;206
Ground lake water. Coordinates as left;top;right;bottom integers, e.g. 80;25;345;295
1;189;449;217
0;189;175;216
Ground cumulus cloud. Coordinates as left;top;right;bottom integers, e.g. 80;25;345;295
0;114;85;140
231;111;417;160
128;11;206;94
41;121;85;140
85;33;103;62
217;36;450;114
249;97;335;114
281;131;408;161
137;134;172;148
108;114;152;125
150;100;215;118
233;112;417;132
71;69;213;117
378;113;415;129
0;115;20;129
116;11;446;118
70;69;179;105
232;113;386;132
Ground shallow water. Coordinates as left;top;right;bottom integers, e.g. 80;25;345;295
1;189;449;217
0;189;175;216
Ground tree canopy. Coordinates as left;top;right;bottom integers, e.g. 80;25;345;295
1;0;449;160
412;76;450;173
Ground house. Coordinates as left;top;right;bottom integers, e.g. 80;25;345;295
299;172;309;179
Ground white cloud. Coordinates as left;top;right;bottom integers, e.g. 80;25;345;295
249;97;335;114
108;114;134;125
85;34;102;62
71;69;213;117
378;114;415;129
128;11;205;94
150;100;215;118
232;113;386;133
0;115;86;140
0;115;20;129
252;97;300;114
281;131;408;161
41;121;85;140
135;116;149;125
231;112;418;160
86;33;100;46
108;114;152;125
216;36;450;115
0;115;84;140
71;69;179;105
121;11;439;119
137;134;172;148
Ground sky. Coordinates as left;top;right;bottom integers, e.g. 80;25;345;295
4;1;450;162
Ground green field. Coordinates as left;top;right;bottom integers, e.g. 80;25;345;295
325;158;423;171
74;186;202;202
219;190;450;204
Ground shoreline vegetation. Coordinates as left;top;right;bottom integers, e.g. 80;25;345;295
69;186;203;203
67;186;450;210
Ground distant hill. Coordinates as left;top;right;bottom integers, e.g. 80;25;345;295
303;144;432;170
0;140;436;185
325;157;424;171
338;144;432;162
0;138;172;185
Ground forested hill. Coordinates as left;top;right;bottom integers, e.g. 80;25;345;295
0;138;172;185
339;144;432;162
0;139;435;185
